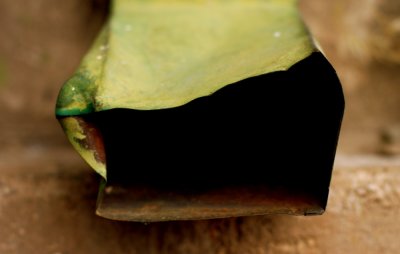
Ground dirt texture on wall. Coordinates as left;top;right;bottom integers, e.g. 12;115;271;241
0;0;399;253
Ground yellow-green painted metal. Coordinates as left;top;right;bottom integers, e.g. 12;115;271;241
56;0;317;179
56;0;315;115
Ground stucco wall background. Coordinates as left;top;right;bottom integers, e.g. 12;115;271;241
0;0;399;253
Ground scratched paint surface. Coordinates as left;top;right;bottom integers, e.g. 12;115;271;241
56;0;315;115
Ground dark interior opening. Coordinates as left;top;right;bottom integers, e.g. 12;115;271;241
85;52;344;219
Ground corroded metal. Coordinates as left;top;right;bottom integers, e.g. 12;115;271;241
59;52;344;222
96;181;325;222
56;0;344;222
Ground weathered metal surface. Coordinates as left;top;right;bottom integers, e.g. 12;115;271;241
96;181;324;222
55;0;315;116
55;0;344;221
89;52;342;221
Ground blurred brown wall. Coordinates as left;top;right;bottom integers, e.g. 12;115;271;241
0;1;399;254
